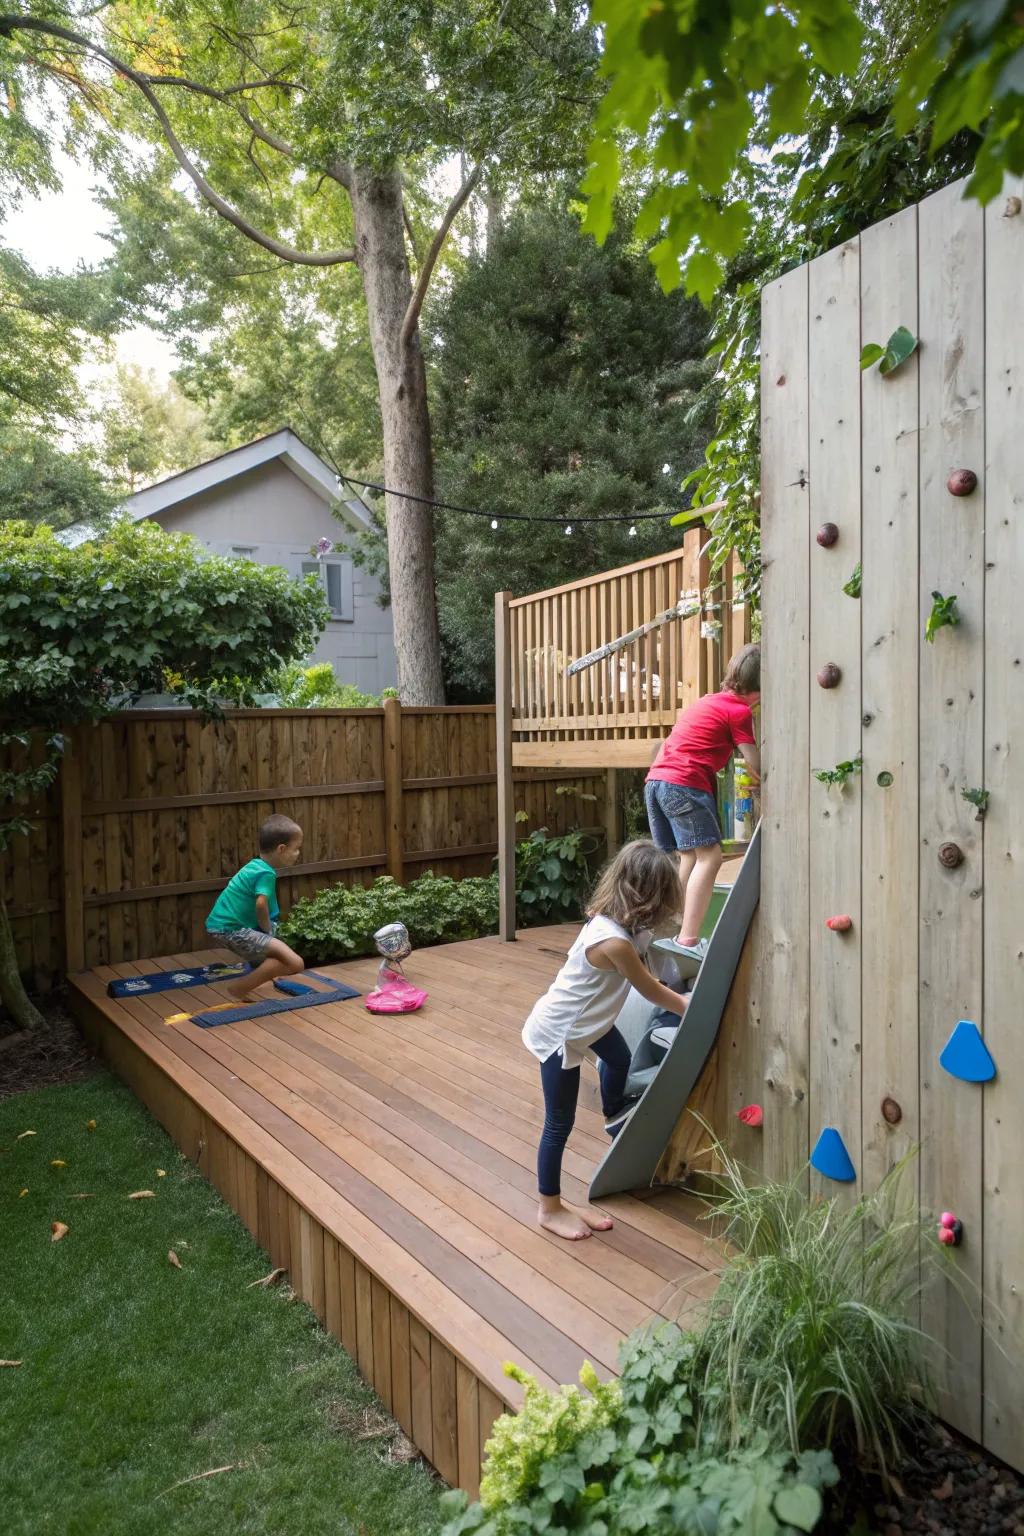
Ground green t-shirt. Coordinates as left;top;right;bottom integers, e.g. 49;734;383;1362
207;859;279;933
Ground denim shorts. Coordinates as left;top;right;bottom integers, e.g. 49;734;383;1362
645;779;721;851
206;927;274;964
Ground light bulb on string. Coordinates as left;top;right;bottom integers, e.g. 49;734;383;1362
490;519;498;530
628;524;637;537
564;524;572;536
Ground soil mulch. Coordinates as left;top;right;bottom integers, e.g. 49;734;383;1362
826;1418;1024;1535
0;993;99;1101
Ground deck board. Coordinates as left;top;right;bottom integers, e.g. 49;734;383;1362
69;925;718;1493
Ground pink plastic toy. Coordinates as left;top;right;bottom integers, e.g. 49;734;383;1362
365;968;428;1014
737;1104;764;1128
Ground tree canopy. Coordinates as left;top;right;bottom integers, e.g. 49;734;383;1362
426;199;714;696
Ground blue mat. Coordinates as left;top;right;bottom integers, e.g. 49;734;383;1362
191;971;360;1028
109;963;248;998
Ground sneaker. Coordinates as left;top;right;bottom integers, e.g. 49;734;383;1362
652;935;708;979
604;1094;642;1136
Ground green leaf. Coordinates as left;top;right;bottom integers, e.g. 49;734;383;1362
878;325;919;376
774;1483;823;1532
842;563;862;599
859;342;885;370
683;248;724;305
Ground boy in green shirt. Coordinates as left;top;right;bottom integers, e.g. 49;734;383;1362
206;814;305;1002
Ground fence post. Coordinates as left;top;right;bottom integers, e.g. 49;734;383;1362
495;591;516;942
604;768;620;858
60;728;85;974
382;697;404;883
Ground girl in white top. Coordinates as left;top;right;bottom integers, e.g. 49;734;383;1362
523;840;690;1242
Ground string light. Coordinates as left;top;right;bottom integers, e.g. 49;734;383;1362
564;524;572;536
628;524;637;537
338;472;679;527
490;518;498;530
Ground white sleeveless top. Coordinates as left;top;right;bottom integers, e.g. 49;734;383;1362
522;915;652;1070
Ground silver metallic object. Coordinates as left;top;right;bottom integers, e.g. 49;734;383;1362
373;921;412;980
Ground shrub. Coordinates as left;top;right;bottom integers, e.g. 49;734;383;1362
269;662;385;708
479;1363;622;1514
280;872;500;965
514;827;597;924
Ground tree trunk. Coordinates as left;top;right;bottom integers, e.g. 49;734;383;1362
0;900;44;1032
484;181;503;253
350;168;446;706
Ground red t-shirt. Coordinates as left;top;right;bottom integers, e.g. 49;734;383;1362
647;690;756;799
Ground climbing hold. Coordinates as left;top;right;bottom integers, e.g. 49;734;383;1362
876;771;894;788
826;914;852;932
937;1213;963;1247
810;1127;856;1183
938;842;964;869
816;522;839;548
947;469;978;497
939;1020;996;1083
817;663;842;689
737;1104;763;1128
881;1097;902;1125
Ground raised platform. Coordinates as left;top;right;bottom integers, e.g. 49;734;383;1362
68;926;719;1496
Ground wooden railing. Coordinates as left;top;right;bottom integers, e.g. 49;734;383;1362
505;529;749;767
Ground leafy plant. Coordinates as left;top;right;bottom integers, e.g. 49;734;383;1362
514;828;599;924
280;873;501;965
961;786;989;819
860;325;919;376
842;563;862;599
684;1144;936;1478
269;662;386;709
813;753;863;791
925;591;961;642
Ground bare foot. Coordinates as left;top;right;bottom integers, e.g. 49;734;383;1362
225;983;256;1003
577;1206;614;1233
538;1202;592;1241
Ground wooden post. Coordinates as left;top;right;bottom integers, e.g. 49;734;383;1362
382;697;404;883
495;591;516;942
60;728;85;974
603;768;619;858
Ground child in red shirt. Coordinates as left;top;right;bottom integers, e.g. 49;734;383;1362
645;643;760;949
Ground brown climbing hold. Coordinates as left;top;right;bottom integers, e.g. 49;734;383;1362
816;522;839;548
776;375;786;386
947;468;977;497
881;1097;902;1126
817;662;841;689
938;842;964;869
1005;195;1022;218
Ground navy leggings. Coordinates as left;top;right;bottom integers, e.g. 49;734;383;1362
537;1027;632;1197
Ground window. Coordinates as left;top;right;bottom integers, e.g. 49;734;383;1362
230;545;256;558
301;558;354;621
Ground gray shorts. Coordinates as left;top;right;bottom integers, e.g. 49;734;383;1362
206;927;274;965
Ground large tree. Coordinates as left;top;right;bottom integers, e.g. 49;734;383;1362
0;1;599;703
426;199;714;697
100;364;214;493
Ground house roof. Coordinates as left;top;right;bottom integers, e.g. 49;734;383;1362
62;429;372;546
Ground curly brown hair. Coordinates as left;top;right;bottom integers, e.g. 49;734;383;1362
722;642;760;696
586;839;680;933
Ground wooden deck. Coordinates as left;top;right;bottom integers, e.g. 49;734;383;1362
68;925;719;1496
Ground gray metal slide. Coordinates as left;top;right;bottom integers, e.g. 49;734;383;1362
588;823;761;1200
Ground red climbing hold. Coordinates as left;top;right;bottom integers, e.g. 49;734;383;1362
737;1104;763;1128
937;1213;963;1247
826;915;853;932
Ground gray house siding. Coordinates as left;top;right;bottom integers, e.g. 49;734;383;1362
152;459;397;695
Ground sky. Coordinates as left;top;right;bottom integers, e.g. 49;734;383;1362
2;145;179;386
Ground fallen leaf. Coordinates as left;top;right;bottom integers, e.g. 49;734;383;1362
158;1463;239;1496
50;1160;67;1169
247;1267;286;1289
86;1120;97;1133
128;1190;156;1200
156;1169;167;1178
17;1130;36;1140
0;1360;23;1368
71;1193;94;1200
18;1188;28;1198
51;1221;69;1242
168;1250;182;1269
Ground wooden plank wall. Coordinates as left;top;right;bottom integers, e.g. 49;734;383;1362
1;706;603;984
664;174;1023;1470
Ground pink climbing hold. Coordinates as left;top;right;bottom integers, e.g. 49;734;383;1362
826;915;853;932
737;1104;763;1128
938;1227;956;1245
940;1211;956;1229
937;1213;963;1247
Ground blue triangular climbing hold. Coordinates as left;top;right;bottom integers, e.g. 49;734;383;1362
810;1127;856;1183
939;1020;996;1083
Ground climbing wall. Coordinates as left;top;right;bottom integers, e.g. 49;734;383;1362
754;174;1024;1466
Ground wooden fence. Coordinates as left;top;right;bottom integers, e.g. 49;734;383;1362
0;704;604;984
664;175;1024;1473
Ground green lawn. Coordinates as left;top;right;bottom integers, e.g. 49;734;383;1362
0;1072;445;1536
